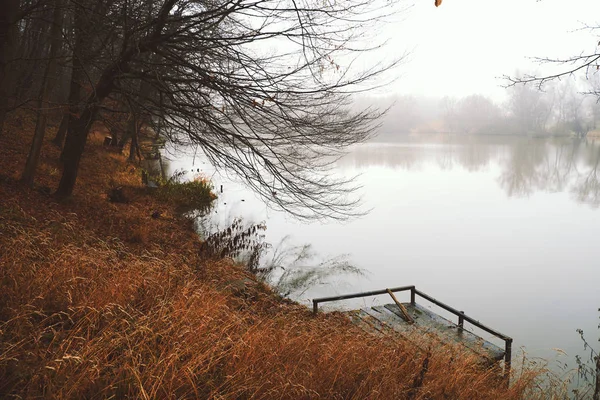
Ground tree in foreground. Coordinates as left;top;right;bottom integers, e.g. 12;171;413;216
50;0;404;220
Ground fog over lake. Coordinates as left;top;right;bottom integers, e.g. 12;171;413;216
168;134;600;373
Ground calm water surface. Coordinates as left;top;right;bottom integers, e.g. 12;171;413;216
168;135;600;372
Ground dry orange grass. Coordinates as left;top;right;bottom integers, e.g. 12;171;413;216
0;112;543;399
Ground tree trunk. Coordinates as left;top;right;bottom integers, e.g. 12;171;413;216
14;9;51;105
128;114;139;161
126;76;153;162
0;0;20;136
56;0;178;197
53;8;85;148
53;112;70;147
56;63;122;197
55;104;99;197
21;0;64;186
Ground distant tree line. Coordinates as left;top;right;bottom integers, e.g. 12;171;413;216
361;75;600;138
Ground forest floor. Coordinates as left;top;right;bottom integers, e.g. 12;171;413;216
0;110;543;399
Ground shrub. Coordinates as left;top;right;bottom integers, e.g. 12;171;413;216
153;170;216;213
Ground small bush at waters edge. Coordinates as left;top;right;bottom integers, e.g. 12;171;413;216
198;218;267;272
153;170;216;213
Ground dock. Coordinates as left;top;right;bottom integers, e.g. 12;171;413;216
312;286;512;375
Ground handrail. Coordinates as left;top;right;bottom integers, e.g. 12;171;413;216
413;289;511;341
312;285;415;314
312;285;513;375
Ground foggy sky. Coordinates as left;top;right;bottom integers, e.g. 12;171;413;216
378;0;600;100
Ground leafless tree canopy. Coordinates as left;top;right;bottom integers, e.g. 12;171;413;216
504;23;600;93
0;0;403;220
122;0;398;219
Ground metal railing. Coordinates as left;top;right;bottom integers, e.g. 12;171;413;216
312;285;513;374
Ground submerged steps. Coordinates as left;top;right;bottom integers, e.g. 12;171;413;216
347;302;505;362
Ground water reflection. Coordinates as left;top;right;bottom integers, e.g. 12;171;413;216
341;136;600;207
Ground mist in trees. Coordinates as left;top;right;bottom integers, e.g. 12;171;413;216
357;74;600;140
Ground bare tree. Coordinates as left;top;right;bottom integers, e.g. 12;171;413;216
440;96;458;133
453;95;501;135
550;79;592;136
55;0;403;220
506;73;552;135
52;0;121;148
0;0;21;136
504;39;600;91
504;25;600;100
21;0;66;185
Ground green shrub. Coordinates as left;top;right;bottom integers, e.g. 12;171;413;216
154;170;216;213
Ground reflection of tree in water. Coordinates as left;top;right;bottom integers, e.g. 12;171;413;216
498;140;545;196
499;138;600;207
498;139;572;196
349;145;424;170
572;143;600;206
438;141;497;172
538;139;579;193
340;136;600;207
341;136;500;171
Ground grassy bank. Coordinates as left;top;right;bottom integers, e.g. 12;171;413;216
0;112;541;399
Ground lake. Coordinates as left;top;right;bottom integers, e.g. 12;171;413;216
166;134;600;379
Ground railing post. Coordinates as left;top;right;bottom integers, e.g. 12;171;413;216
504;338;512;381
458;311;464;333
410;287;415;305
313;300;318;315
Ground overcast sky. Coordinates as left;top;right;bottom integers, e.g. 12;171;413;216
377;0;600;101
